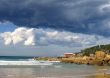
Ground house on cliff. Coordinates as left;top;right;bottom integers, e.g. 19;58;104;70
64;53;75;58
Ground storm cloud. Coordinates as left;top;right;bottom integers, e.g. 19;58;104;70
0;0;110;36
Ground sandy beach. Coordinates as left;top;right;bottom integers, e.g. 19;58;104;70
0;62;110;78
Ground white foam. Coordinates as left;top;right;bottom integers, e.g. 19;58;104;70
54;65;62;68
0;61;53;66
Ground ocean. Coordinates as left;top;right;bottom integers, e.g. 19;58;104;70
0;56;110;78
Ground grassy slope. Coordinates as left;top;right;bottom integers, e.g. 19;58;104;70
81;44;110;56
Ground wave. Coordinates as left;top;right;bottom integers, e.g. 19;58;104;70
0;60;53;66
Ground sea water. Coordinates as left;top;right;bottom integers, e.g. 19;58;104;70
0;56;110;78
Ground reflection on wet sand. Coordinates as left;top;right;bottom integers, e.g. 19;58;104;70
86;66;110;78
0;64;110;78
87;73;110;78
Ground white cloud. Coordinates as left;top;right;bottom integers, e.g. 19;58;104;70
0;27;107;47
1;32;12;45
0;27;35;46
99;2;110;13
24;36;35;45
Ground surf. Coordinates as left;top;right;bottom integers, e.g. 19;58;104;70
0;60;53;66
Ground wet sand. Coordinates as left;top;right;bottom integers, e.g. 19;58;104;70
86;74;110;78
0;63;110;78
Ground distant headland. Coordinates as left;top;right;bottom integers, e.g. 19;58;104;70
35;44;110;66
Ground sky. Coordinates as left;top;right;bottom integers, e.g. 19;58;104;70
0;0;110;56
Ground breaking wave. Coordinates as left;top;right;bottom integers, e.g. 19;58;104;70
0;60;54;66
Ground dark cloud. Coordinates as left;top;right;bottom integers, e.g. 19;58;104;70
0;0;110;36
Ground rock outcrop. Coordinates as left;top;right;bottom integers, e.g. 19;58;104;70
61;51;110;66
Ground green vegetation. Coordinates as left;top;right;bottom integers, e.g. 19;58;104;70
61;44;110;66
81;44;110;56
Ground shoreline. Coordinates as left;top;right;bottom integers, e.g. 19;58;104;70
34;51;110;66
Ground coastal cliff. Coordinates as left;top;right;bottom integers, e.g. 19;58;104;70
61;44;110;66
61;51;110;66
